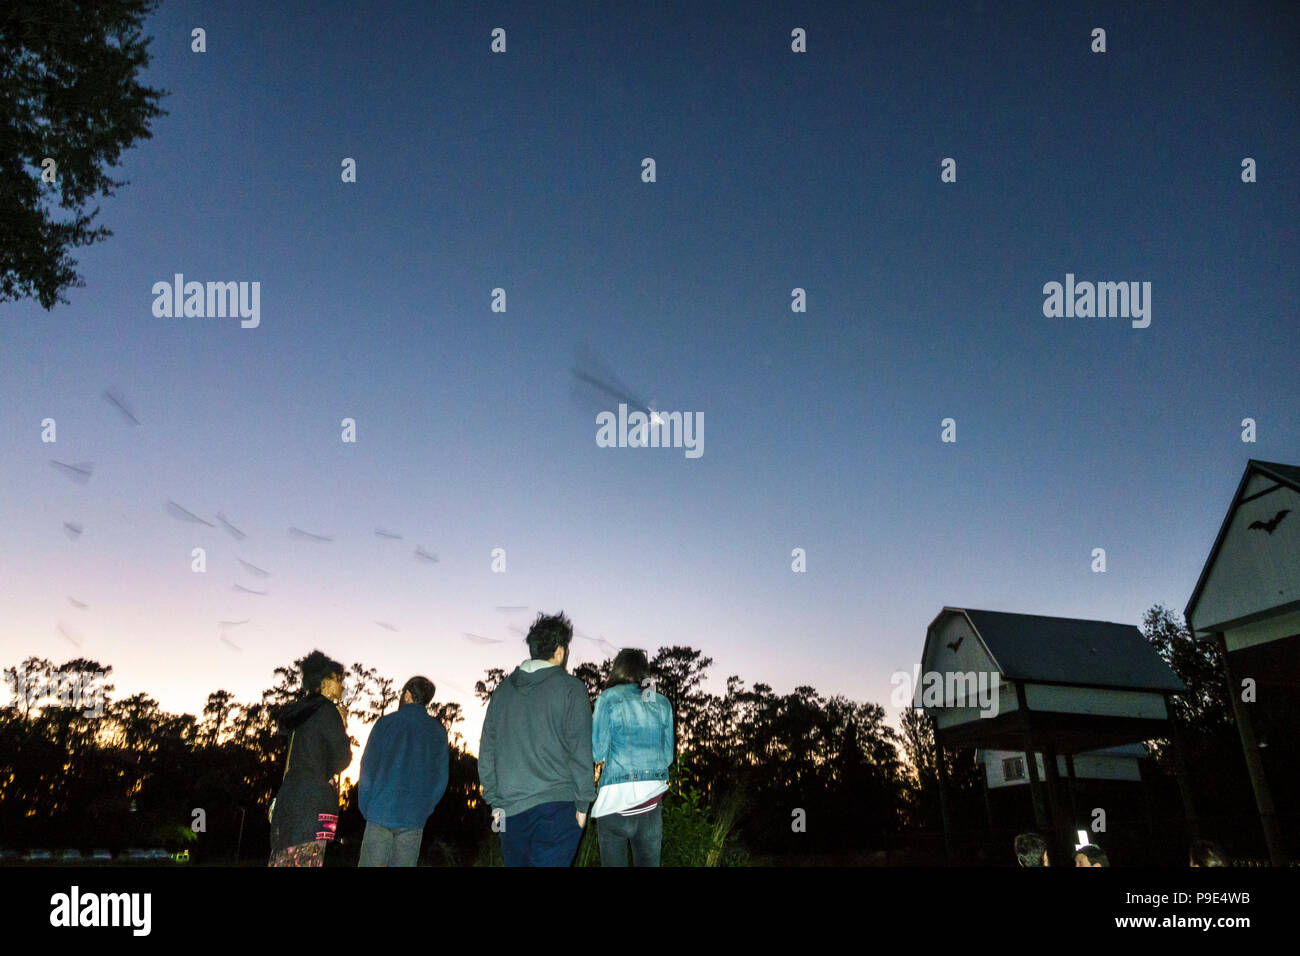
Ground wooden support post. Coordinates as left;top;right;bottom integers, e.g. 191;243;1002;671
1064;751;1081;836
1139;762;1158;864
1016;685;1049;838
936;734;955;866
1023;742;1049;834
1164;692;1200;845
1043;741;1067;867
1217;633;1286;865
982;764;997;840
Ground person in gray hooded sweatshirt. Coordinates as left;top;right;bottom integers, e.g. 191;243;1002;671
478;611;596;866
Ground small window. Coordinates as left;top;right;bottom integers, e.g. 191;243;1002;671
1003;756;1026;781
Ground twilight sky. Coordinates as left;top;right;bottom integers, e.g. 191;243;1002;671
2;0;1297;771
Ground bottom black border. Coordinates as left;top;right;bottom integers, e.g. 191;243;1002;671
4;864;1292;941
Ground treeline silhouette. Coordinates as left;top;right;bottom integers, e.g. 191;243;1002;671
0;607;1275;864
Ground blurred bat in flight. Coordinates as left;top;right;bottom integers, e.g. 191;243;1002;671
571;345;662;423
217;513;247;540
102;388;139;425
167;500;215;527
50;460;93;484
237;558;270;577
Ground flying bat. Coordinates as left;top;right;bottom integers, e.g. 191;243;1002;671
232;584;268;596
102;388;139;425
237;558;271;577
947;635;964;653
167;500;215;527
218;619;250;628
1249;510;1291;535
68;597;89;609
289;527;334;542
575;630;619;657
57;622;83;647
414;546;439;563
462;632;503;644
436;678;475;698
62;522;83;539
216;513;247;541
375;528;403;540
374;621;399;632
219;635;242;651
50;460;93;484
571;345;659;420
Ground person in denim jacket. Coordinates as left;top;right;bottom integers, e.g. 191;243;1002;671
591;649;674;866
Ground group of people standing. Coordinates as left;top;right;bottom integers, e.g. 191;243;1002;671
268;611;674;867
1013;831;1229;868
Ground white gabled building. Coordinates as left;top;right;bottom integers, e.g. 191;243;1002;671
916;606;1186;863
1185;459;1300;865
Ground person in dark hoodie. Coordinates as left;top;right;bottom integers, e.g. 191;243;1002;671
478;611;596;866
269;650;352;867
356;675;449;866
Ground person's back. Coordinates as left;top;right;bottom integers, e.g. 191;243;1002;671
481;662;593;815
358;676;449;867
591;651;674;867
273;695;350;848
478;611;595;867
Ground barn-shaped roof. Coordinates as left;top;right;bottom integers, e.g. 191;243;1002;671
1184;459;1300;635
940;607;1184;692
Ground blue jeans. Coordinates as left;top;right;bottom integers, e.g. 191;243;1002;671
499;801;583;867
596;804;662;866
358;821;424;866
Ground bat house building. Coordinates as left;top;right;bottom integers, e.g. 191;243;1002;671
916;607;1188;865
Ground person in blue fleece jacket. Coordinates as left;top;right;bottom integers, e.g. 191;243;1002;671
357;675;450;866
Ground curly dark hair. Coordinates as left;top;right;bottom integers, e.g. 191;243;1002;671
526;611;573;661
1014;832;1047;867
300;650;345;694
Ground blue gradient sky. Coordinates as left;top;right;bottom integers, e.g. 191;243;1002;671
2;0;1297;768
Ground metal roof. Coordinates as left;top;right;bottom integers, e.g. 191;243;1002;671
1253;460;1300;487
1184;459;1300;631
958;608;1185;692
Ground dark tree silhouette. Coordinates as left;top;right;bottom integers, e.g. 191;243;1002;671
0;0;169;308
473;667;506;705
1141;605;1230;732
199;690;236;747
